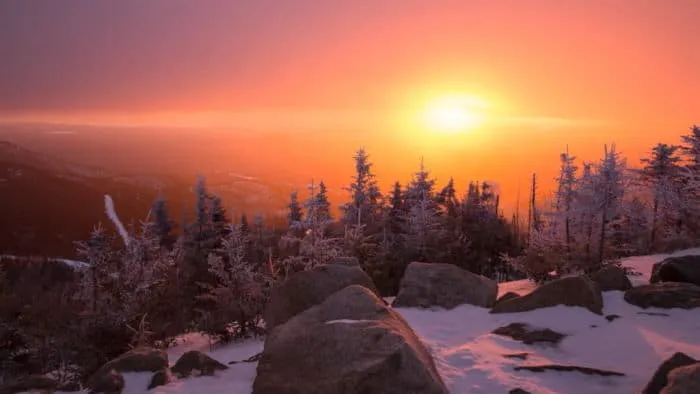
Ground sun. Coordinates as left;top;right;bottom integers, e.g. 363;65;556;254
420;95;489;133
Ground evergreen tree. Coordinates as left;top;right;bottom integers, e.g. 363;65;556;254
150;196;176;249
74;224;116;315
638;143;684;249
402;159;443;262
287;191;304;230
340;148;383;228
593;144;628;268
553;148;578;267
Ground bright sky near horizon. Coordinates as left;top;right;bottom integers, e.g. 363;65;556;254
1;0;699;210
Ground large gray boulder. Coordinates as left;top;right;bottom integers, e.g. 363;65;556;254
589;265;632;291
651;255;700;287
491;276;603;315
641;352;698;394
625;282;700;310
86;347;168;393
264;264;379;331
392;262;498;309
662;363;700;394
253;285;449;394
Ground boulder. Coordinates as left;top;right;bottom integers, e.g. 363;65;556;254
491;276;603;315
392;262;498;309
589;265;632;291
96;347;168;373
148;368;173;390
641;352;698;394
624;283;700;310
651;255;700;287
86;347;167;393
86;368;124;394
264;264;379;331
491;322;566;345
253;285;448;394
170;351;228;378
662;363;700;394
494;292;520;308
0;375;58;394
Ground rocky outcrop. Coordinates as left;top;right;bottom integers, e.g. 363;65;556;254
514;364;624;376
253;285;449;394
589;265;632;291
494;292;520;308
492;323;567;345
651;255;700;287
641;352;698;394
86;347;168;393
491;276;603;315
170;351;228;378
624;283;700;309
264;264;379;331
148;368;173;390
662;363;700;394
392;262;498;309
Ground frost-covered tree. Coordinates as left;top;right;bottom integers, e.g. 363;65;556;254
340;148;383;228
150;196;176;249
74;224;117;314
592;144;628;267
402;159;443;261
553;148;578;265
638;143;684;249
197;224;269;341
287;191;304;229
679;125;700;237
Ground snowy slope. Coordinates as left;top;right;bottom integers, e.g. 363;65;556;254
54;249;700;394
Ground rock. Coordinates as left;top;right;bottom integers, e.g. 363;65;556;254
641;352;698;394
0;375;58;394
148;368;173;390
494;292;520;308
491;276;603;315
509;389;531;394
503;353;530;360
86;347;167;393
605;314;621;322
86;368;124;394
264;264;379;331
253;285;449;394
330;256;360;267
638;312;671;317
98;347;169;373
492;323;566;345
651;255;700;286
589;265;632;291
57;382;82;392
392;262;498;309
662;363;700;394
625;283;700;310
514;364;625;376
171;351;228;378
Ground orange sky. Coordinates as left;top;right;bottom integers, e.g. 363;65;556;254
2;0;699;213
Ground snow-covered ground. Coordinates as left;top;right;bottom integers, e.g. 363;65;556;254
57;248;700;393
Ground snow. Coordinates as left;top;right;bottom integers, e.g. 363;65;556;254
104;194;130;246
54;249;700;393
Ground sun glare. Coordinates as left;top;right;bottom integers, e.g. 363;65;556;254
421;95;489;133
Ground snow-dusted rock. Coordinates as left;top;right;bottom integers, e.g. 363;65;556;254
491;276;604;315
494;291;520;307
264;264;379;331
392;262;498;309
589;265;632;291
662;363;700;394
624;282;700;309
86;347;167;393
170;350;228;378
651;255;700;287
641;352;698;394
253;285;448;394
